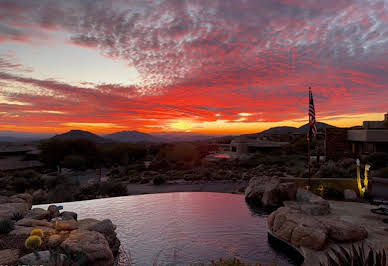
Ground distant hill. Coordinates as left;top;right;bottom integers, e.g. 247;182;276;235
52;130;108;143
0;131;53;142
297;122;336;133
259;122;335;135
105;130;161;143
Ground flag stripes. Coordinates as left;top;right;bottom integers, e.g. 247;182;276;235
308;87;317;139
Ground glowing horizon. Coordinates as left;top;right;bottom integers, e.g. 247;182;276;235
0;0;387;135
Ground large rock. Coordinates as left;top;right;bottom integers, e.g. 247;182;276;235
60;211;78;221
320;217;368;242
0;203;29;220
245;176;276;201
9;193;33;209
261;180;280;208
278;182;297;201
268;207;328;250
47;205;60;219
88;219;120;256
10;225;55;236
78;218;101;230
344;189;357;201
19;251;65;266
25;208;49;220
55;219;78;231
47;234;63;248
0;249;19;265
16;218;53;228
61;229;114;266
292;188;330;216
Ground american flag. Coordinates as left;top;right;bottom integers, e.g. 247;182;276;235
308;87;317;140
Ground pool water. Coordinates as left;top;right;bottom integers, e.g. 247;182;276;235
37;192;295;266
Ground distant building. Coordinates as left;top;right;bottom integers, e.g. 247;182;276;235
325;113;388;160
229;137;288;156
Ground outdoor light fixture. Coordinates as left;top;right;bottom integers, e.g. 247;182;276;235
356;159;371;197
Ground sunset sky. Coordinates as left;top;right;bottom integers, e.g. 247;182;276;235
0;0;387;134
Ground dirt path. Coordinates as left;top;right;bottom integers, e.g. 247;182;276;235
126;181;248;195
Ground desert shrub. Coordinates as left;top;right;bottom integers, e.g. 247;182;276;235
63;155;87;170
153;176;166;185
0;219;14;234
40;138;98;169
12;212;24;221
79;183;99;197
365;152;388;170
140;178;150;184
47;184;78;203
312;183;344;200
376;167;388;178
157;143;200;163
13;169;40;179
340;158;356;169
99;182;127;197
314;162;352;179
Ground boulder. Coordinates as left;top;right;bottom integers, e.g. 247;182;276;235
60;211;78;221
61;229;114;266
10;225;55;236
0;249;19;265
292;188;330;216
16;218;53;228
25;208;49;220
55;219;78;231
47;234;63;248
344;189;357;201
278;182;297;201
319;217;368;242
47;205;60;219
88;219;120;256
0;203;30;220
78;218;101;230
10;193;33;209
19;250;65;266
261;180;280;208
268;207;328;250
245;176;276;201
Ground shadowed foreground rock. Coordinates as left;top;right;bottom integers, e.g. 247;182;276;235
61;229;114;266
268;207;368;251
0;193;121;265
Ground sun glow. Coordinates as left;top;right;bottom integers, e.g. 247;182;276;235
168;119;195;131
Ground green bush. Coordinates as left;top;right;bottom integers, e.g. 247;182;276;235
0;219;14;234
153;176;166;185
314;162;352;179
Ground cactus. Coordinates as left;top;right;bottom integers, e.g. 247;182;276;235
30;228;44;238
25;235;42;250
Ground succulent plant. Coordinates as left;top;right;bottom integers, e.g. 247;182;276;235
25;235;42;250
320;244;386;266
30;228;44;238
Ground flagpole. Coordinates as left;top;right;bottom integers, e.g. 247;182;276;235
308;87;311;190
